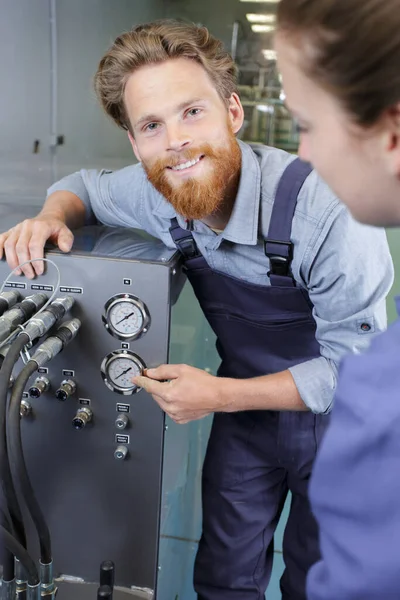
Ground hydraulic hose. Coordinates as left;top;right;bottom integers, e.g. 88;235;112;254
1;508;15;582
0;332;30;547
0;291;20;317
0;525;39;586
7;360;52;564
4;319;80;568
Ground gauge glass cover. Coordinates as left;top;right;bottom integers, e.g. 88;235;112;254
108;301;144;337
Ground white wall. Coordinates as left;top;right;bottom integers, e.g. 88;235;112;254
0;0;51;160
0;0;166;170
56;0;166;163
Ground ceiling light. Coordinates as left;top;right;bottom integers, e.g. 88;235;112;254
246;14;276;23
257;104;274;114
262;49;277;60
251;24;275;33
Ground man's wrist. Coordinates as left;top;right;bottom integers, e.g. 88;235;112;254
215;376;248;413
38;209;65;222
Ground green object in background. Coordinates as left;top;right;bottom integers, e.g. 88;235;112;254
386;229;400;324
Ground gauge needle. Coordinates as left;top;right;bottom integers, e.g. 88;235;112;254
115;367;132;380
116;312;135;325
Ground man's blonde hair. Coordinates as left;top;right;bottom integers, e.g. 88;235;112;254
94;19;238;132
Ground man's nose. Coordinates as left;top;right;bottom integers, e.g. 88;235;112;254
166;123;192;152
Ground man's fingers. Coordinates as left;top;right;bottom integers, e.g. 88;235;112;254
5;229;35;278
57;228;74;253
28;229;55;276
145;364;182;380
134;375;169;397
0;219;73;280
0;231;10;261
148;392;187;423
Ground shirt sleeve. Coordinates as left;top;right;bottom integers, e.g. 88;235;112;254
307;319;400;600
289;205;394;413
46;165;146;228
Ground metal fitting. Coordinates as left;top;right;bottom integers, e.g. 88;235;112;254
72;407;92;430
114;445;129;460
115;413;129;430
29;376;50;399
20;399;32;418
55;379;76;402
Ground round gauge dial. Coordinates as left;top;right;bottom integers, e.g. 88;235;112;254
102;294;150;341
101;350;146;395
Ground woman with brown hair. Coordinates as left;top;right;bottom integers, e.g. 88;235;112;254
275;1;400;598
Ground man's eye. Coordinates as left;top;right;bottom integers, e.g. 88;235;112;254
187;108;201;117
295;121;308;134
145;122;159;132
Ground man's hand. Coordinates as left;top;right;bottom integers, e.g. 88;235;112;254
133;364;229;424
0;216;74;279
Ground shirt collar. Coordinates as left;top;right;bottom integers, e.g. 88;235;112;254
151;139;261;245
221;140;261;246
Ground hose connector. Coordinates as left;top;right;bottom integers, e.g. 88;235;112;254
23;296;75;343
30;318;81;368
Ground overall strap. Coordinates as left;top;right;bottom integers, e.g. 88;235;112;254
264;158;313;287
169;218;208;268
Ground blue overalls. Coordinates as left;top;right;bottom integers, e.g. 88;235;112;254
169;159;330;600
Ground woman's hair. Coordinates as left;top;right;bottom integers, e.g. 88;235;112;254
277;0;400;126
94;19;238;131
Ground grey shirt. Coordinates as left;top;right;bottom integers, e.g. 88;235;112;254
47;140;394;414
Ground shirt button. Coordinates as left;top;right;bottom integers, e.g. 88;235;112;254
360;323;371;332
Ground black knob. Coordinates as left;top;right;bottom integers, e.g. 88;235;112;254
100;560;115;589
97;584;113;599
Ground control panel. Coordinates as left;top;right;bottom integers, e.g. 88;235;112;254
0;222;194;598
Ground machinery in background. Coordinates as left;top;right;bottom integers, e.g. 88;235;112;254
237;65;300;152
0;205;218;599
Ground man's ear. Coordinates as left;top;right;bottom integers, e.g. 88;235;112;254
381;103;400;177
227;93;245;134
127;130;142;163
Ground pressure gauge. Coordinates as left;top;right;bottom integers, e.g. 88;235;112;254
102;293;150;341
101;350;146;395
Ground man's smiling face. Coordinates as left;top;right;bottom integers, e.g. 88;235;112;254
124;57;243;220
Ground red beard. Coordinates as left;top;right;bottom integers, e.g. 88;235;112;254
144;131;242;220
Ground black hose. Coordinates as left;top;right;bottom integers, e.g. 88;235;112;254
0;525;39;586
0;332;29;547
1;507;15;582
0;297;9;316
7;359;52;564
